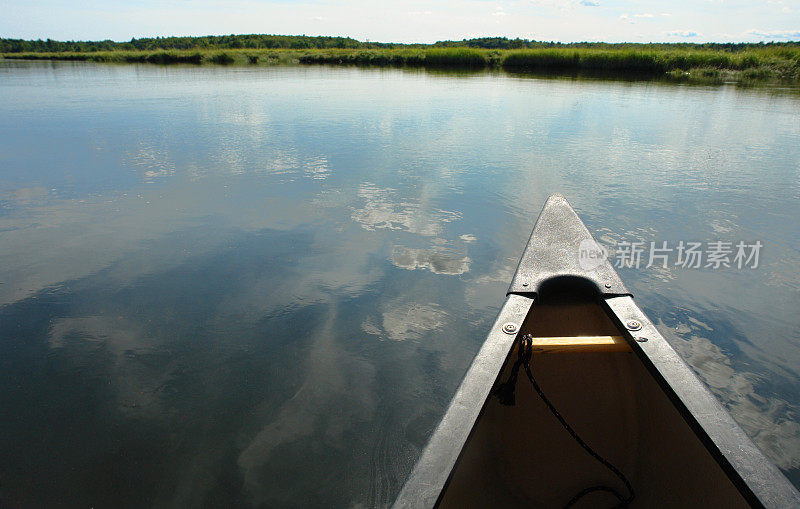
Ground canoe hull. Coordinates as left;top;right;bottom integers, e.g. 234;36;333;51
393;194;800;508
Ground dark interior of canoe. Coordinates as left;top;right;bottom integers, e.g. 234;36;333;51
438;291;750;508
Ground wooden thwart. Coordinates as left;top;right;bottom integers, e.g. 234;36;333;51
528;335;630;354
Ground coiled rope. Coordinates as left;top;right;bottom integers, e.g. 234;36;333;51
493;333;635;508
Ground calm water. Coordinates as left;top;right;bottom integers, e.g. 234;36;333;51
1;60;799;507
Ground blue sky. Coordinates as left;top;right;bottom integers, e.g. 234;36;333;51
1;0;799;43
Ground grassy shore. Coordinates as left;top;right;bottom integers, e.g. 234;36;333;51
3;46;800;82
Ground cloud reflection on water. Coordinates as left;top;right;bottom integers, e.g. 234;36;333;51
2;62;800;505
351;183;462;236
362;300;449;342
238;303;378;506
391;246;471;275
48;315;165;416
659;315;800;471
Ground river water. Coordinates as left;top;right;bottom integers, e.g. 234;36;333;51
1;60;799;507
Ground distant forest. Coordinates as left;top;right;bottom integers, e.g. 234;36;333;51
2;34;797;53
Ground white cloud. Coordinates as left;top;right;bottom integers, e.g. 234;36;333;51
579;0;600;6
666;30;700;37
747;29;800;40
622;12;655;22
528;0;579;9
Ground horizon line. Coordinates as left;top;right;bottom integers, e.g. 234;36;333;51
3;32;799;46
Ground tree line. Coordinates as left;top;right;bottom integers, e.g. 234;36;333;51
2;34;797;53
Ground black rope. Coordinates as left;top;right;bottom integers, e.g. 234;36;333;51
497;334;635;509
492;334;530;405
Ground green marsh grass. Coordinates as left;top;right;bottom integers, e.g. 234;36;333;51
500;47;800;80
4;45;799;82
209;52;235;64
143;51;204;64
423;48;487;67
296;48;488;67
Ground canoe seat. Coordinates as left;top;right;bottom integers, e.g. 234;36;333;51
528;335;631;354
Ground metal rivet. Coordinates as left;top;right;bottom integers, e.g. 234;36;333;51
626;320;642;331
502;323;518;334
636;336;649;343
604;283;612;289
522;282;529;287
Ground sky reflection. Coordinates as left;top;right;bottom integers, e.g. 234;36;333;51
1;61;800;505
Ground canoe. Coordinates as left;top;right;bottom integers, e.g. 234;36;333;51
393;194;800;508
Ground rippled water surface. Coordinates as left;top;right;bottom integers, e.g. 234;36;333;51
1;60;799;507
